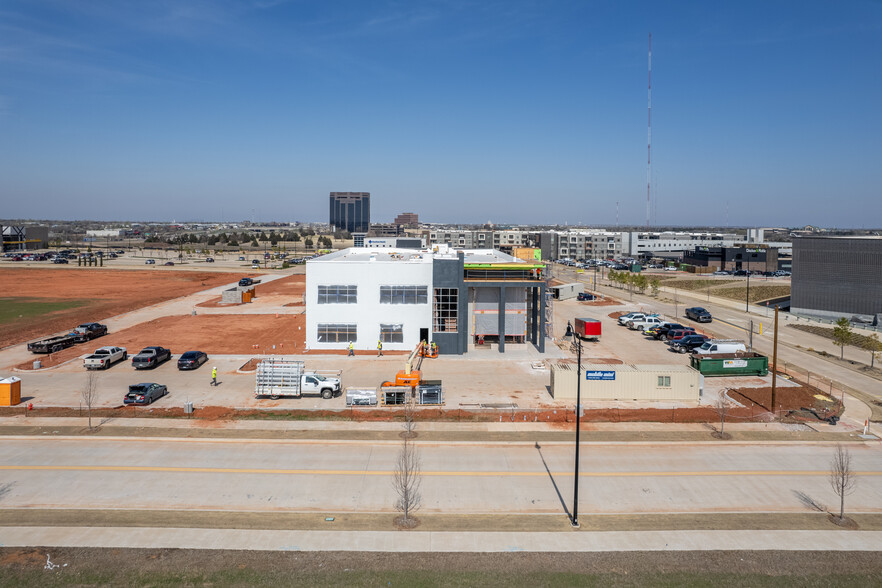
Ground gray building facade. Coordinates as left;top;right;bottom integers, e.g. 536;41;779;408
329;192;370;233
791;236;882;322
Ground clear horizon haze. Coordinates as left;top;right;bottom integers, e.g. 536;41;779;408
1;1;880;227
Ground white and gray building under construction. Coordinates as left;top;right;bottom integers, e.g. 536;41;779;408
305;246;548;355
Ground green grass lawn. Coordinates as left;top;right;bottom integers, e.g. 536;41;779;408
0;297;89;326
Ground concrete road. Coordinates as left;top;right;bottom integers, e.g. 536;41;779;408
2;437;880;515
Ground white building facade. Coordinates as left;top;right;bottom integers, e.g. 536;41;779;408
306;250;434;352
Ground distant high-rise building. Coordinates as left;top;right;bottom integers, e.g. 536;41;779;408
329;192;370;233
394;212;419;227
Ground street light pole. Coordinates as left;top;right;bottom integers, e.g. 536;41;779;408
745;270;750;313
572;337;582;527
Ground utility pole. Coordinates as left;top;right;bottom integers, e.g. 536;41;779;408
771;306;779;415
572;337;582;527
646;32;652;229
745;271;750;313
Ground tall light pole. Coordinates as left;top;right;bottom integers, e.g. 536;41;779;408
572;337;582;527
745;270;750;313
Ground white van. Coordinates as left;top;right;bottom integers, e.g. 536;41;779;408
695;340;747;355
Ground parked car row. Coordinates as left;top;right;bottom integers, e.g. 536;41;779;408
80;346;209;371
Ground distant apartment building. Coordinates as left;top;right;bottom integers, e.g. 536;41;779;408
329;192;370;233
394;212;419;227
368;223;402;237
791;236;882;323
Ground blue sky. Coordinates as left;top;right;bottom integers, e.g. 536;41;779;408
1;1;880;227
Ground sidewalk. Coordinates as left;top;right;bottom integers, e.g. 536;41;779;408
3;526;881;552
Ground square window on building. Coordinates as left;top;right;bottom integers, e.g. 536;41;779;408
380;324;404;343
317;323;357;343
657;375;671;387
317;285;357;304
380;285;428;304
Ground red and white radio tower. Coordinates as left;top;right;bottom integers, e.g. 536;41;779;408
646;33;652;229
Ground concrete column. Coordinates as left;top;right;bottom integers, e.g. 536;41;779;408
538;282;546;353
497;285;506;353
530;286;539;344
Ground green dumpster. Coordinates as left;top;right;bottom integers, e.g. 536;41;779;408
689;353;769;377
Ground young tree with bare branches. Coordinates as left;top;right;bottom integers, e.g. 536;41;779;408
829;444;857;522
81;371;99;431
713;393;731;439
393;400;422;527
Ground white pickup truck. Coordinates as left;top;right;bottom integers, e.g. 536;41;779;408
628;316;664;332
83;346;128;370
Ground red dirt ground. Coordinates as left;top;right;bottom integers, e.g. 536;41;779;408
730;385;840;414
15;314;308;370
197;274;306;308
1;268;239;348
0;404;765;424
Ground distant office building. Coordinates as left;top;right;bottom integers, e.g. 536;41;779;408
1;225;48;252
791;236;882;323
329;192;370;233
368;223;402;237
683;246;778;272
394;212;419;227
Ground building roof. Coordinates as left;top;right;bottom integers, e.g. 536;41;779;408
307;246;539;266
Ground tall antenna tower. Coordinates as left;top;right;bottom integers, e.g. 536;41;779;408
646;33;652;229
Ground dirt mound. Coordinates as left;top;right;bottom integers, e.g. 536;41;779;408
254;274;305;297
1;268;237;348
581;297;619;306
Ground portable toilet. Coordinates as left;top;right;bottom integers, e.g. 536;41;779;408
0;377;22;406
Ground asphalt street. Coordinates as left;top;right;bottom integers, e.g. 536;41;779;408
2;437;880;515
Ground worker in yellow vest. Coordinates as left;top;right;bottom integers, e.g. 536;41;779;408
377;340;383;357
211;367;217;386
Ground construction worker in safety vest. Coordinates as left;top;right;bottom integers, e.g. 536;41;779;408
348;341;354;357
431;341;438;356
377;340;383;357
211;367;218;386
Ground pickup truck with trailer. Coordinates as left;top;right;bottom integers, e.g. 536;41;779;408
27;322;109;353
83;346;128;369
572;318;601;341
254;359;342;400
132;346;172;369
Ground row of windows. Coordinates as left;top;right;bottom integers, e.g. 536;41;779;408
317;285;429;305
316;324;404;343
317;285;357;304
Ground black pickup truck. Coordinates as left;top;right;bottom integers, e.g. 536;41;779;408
72;323;108;341
132;347;172;369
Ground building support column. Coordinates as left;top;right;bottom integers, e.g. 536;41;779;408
530;286;539;345
497;285;506;353
538;282;546;353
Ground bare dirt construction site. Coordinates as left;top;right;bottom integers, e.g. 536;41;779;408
0;268;238;348
13;314;308;370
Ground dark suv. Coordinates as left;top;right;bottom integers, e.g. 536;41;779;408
653;323;687;340
685;307;713;323
670;334;709;353
238;277;254;287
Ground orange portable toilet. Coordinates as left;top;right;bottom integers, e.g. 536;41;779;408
0;377;21;406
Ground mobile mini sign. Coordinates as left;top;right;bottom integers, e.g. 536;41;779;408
585;370;616;381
